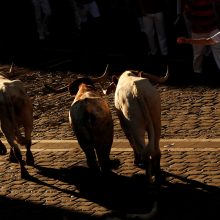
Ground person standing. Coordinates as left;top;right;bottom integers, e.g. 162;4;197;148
135;0;168;57
31;0;52;40
181;0;220;74
176;0;192;37
75;0;101;28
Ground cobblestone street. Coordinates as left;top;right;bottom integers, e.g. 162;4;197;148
0;64;220;220
0;141;220;220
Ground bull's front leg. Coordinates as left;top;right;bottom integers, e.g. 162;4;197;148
9;140;29;178
25;139;34;166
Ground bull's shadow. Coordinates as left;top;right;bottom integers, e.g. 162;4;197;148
0;194;97;220
31;165;220;219
33;165;156;214
157;171;220;220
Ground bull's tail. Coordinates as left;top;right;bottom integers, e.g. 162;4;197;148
139;65;169;84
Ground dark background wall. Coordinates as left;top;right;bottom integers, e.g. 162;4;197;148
0;0;194;75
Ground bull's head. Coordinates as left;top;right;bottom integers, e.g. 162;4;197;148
68;64;110;96
103;66;169;95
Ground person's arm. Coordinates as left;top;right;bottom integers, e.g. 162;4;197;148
177;37;216;45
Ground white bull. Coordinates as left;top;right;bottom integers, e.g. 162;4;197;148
105;68;168;181
0;73;33;178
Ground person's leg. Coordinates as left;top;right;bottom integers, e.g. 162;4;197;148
32;0;44;40
210;29;220;71
154;12;168;56
192;32;209;73
211;43;220;70
88;1;100;18
142;14;158;55
41;0;52;37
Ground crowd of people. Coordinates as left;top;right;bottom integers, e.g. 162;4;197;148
1;0;220;75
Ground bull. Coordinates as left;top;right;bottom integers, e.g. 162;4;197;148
104;68;169;182
68;65;118;172
0;72;33;178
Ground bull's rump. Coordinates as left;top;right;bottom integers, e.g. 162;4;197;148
0;79;32;122
69;97;113;147
115;76;160;122
115;76;161;134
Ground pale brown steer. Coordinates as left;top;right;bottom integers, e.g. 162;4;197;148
0;73;33;178
68;65;118;172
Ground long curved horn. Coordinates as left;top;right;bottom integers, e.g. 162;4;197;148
91;64;110;83
140;65;169;83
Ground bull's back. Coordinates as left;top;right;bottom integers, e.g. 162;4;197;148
70;97;113;146
115;76;160;125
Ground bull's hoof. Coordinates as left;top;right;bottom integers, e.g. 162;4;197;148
26;152;34;166
154;172;166;185
88;163;100;172
0;144;7;155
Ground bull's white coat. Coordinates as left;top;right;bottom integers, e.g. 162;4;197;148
114;71;161;179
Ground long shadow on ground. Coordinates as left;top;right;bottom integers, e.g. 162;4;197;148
25;165;220;220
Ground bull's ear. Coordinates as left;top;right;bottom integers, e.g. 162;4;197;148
68;80;79;96
68;77;94;96
112;75;118;85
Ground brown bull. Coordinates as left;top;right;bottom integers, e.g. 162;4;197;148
0;73;33;178
104;67;169;182
68;65;118;172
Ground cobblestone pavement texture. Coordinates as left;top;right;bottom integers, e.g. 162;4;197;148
1;64;220;140
0;64;220;220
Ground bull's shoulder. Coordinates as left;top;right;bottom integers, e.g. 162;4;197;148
71;96;110;117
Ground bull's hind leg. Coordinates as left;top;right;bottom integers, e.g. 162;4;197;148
20;102;34;166
151;110;162;183
118;116;143;167
0;140;7;155
84;147;99;171
1;121;29;178
96;143;119;173
8;140;28;178
25;140;34;166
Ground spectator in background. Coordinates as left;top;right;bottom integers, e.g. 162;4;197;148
31;0;52;40
176;0;192;37
67;0;82;33
178;0;220;74
75;0;101;29
135;0;168;57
